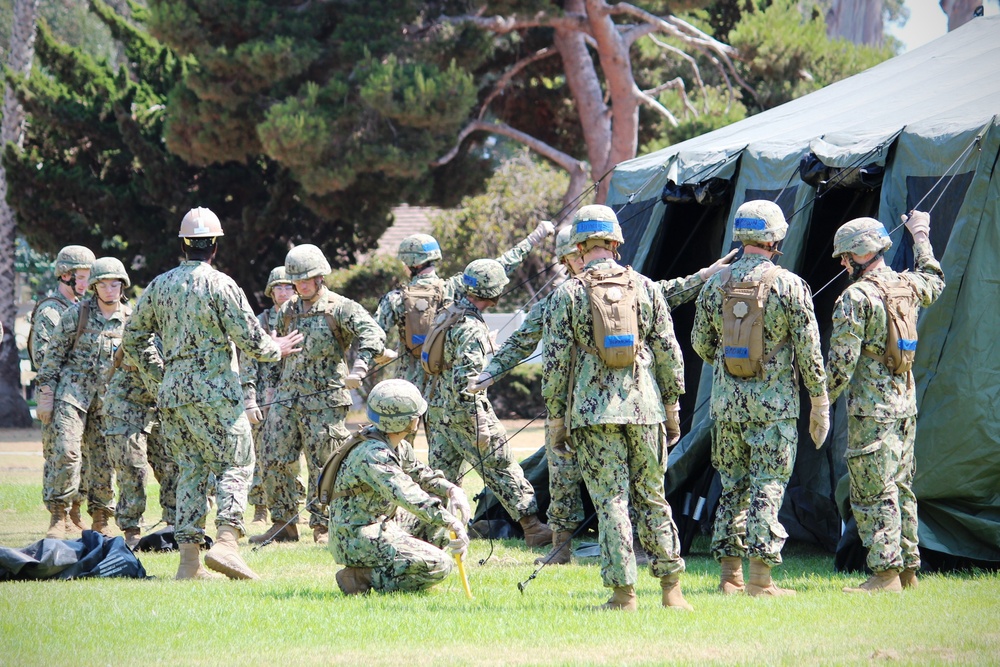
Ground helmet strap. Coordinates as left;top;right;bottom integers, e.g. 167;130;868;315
58;274;76;288
847;249;885;282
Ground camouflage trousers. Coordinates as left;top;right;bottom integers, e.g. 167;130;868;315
41;419;86;510
259;403;350;527
574;423;685;587
44;400;113;514
106;419;177;530
426;404;538;522
160;398;253;545
711;419;797;566
249;420;266;507
331;510;453;593
546;422;585;533
846;415;919;572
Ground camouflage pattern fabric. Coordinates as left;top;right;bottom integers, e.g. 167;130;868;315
243;306;283;507
375;238;533;392
29;291;73;368
47;400;113;513
144;424;177;526
710;419;797;565
657;273;706;310
330;426;457;593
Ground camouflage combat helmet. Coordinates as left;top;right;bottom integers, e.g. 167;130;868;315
178;207;224;238
732;200;788;244
569;205;624;247
264;266;292;298
397;234;442;268
555;226;578;259
367;379;428;433
88;257;131;289
55;245;96;276
285;244;331;281
463;258;509;300
832;217;892;258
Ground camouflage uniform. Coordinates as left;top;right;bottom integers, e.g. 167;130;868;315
36;296;129;515
123;260;282;545
330;425;459;592
375;239;533;393
827;239;944;573
242;306;284;508
692;253;827;566
261;286;386;528
426;294;540;522
542;258;687;588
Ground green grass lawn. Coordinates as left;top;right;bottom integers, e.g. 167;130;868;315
2;450;999;665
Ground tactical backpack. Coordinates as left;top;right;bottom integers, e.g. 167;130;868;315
26;296;67;370
718;265;786;378
578;265;640;368
27;298;94;370
317;427;388;504
401;282;445;357
420;303;478;376
860;276;920;375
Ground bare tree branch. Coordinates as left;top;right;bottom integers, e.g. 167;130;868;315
635;85;680;127
642;77;696;120
438;10;589;35
479;46;559;120
647;35;709;114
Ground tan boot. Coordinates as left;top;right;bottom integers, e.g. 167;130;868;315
251;505;268;525
313;525;329;545
248;520;299;545
661;574;694;611
899;568;918;589
593;585;637;611
68;500;86;531
46;508;68;539
90;508;114;538
175;543;223;580
746;558;796;597
204;525;260;580
719;556;745;595
843;570;902;594
519;514;554;548
534;530;573;565
336;567;374;595
124;527;141;550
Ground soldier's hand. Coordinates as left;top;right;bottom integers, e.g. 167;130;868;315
271;329;304;358
698;248;739;281
664;401;682;447
245;396;263;425
373;348;398;366
903;210;930;242
526;220;555;246
466;372;494;394
36;385;54;425
809;393;831;449
447;486;472;525
345;358;368;390
447;522;470;558
547;416;568;451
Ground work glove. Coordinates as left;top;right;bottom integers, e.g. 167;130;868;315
466;371;494;394
547;416;568;452
345;358;368;390
261;387;275;421
374;348;398;366
474;408;491;449
36;385;54;425
698;248;740;281
447;521;470;558
526;220;555;246
664;401;682;447
245;396;263;425
447;486;472;525
903;210;930;242
809;393;831;449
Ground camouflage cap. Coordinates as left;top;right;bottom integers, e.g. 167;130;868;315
832;217;892;257
732;200;788;244
88;257;130;289
367;379;427;433
285;244;331;281
55;245;96;276
264;266;292;298
569;205;624;247
397;234;442;268
463;258;509;299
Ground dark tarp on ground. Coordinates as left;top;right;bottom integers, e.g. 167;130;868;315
0;530;148;581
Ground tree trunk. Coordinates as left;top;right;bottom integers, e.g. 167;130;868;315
940;0;980;32
0;0;43;427
825;0;885;46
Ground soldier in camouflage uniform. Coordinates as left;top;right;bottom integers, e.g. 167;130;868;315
827;212;944;593
542;205;692;611
250;244;392;546
692;200;829;597
374;221;554;393
331;379;471;595
241;266;296;525
36;257;132;540
124;207;304;580
32;245;94;535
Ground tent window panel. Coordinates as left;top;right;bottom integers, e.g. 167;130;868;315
890;172;973;271
615;199;658;267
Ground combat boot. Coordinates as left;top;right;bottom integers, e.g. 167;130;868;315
746;557;796;597
336;567;373;595
90;508;114;538
248;520;299;545
175;542;223;580
124;527;141;550
843;570;902;594
68;500;86;531
593;585;637;611
204;525;260;580
519;514;554;548
46;508;68;540
251;505;268;525
534;530;573;565
313;525;329;545
661;574;694;611
899;568;918;589
719;556;745;594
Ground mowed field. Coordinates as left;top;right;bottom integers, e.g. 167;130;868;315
1;424;999;666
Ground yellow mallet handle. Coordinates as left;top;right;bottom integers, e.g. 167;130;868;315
450;530;474;600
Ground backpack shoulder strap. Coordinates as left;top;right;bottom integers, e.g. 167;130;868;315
757;266;791;367
317;428;389;505
72;299;92;352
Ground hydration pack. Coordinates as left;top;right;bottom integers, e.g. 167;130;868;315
401;282;445;357
719;265;785;378
578;265;639;369
419;303;476;376
860;275;919;375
